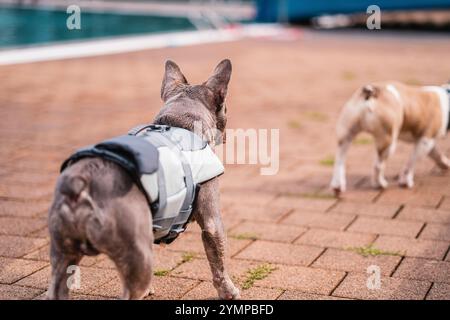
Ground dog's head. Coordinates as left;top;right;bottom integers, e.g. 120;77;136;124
159;59;232;145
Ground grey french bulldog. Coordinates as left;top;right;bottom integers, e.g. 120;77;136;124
47;59;240;300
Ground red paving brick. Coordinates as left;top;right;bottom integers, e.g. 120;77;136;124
4;159;60;173
393;257;450;283
220;191;276;208
229;221;307;243
278;290;349;300
347;216;424;238
426;283;450;300
144;276;200;300
376;189;442;207
337;190;380;203
0;235;47;258
0;217;47;236
87;247;187;272
234;241;323;266
419;223;450;242
90;274;199;299
440;197;450;210
0;257;48;284
312;249;401;276
0;171;57;187
28;227;50;239
171;257;262;286
396;206;450;224
280;210;355;231
166;232;252;258
256;264;345;295
333;273;431;300
182;281;282;300
152;247;187;272
0;184;53;200
69;293;110;300
272;197;336;212
0;199;49;218
373;235;449;260
224;203;291;223
16;265;118;295
331;202;400;218
295;229;376;249
0;284;43;300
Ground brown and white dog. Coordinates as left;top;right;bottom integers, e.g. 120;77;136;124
331;81;450;195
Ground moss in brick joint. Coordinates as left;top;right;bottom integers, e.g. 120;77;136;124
230;232;259;240
154;252;197;277
180;252;196;264
154;269;170;277
242;264;277;290
347;244;404;257
280;192;335;200
319;156;335;167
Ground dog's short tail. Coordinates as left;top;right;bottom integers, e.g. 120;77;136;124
56;174;101;256
361;85;379;100
59;175;87;202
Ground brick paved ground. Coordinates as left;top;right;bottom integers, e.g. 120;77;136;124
0;30;449;300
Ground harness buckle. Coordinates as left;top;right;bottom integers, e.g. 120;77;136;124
128;124;170;136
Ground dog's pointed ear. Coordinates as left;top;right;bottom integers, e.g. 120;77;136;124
161;60;188;102
205;59;232;106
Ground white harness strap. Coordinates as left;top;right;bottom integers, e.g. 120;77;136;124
423;86;449;138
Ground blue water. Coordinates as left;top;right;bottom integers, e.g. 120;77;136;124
0;6;197;48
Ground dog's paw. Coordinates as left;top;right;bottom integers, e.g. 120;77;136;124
145;285;155;296
399;179;414;189
372;177;388;189
398;174;414;188
332;187;345;197
219;286;240;300
330;181;346;197
216;279;240;300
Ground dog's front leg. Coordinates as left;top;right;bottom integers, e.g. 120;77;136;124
193;178;240;300
399;137;435;188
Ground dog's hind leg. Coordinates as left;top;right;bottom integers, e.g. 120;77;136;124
331;91;369;195
330;130;359;196
193;178;240;300
112;244;153;300
47;243;82;300
373;132;397;189
428;145;450;170
399;137;435;188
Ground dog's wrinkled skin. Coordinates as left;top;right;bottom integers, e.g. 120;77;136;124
331;81;450;195
47;59;240;300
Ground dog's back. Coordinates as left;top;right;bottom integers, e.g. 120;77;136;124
337;81;445;142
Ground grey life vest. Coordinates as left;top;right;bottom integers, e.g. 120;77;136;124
61;124;224;244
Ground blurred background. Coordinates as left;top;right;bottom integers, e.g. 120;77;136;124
1;0;450;48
